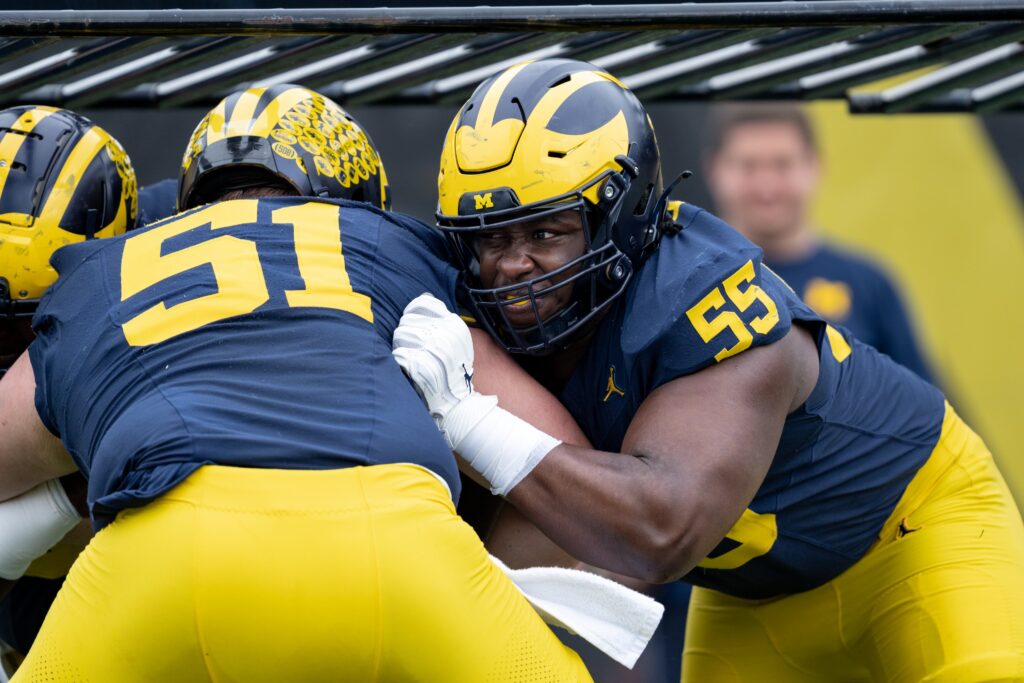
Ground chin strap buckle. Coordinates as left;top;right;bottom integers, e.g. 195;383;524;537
656;170;693;238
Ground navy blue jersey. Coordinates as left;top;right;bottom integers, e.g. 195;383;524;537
136;178;178;229
30;198;461;529
559;203;944;599
768;242;934;383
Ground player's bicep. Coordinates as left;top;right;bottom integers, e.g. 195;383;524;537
621;327;813;577
484;503;577;569
0;352;76;501
471;328;591;447
469;328;588;568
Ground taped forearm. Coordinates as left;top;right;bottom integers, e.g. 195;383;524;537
391;294;560;496
448;393;560;496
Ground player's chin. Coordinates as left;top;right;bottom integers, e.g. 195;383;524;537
504;294;565;329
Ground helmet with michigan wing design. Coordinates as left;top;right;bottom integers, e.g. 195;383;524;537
0;105;137;325
436;58;663;354
179;84;389;211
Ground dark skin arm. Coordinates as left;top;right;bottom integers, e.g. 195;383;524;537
471;329;667;623
500;325;820;583
469;328;587;568
463;208;818;579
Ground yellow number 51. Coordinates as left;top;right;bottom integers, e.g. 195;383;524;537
121;201;372;347
685;260;780;362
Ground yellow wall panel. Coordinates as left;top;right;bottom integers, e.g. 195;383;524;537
808;102;1024;500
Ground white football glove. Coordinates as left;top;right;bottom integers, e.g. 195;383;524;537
391;292;487;432
393;294;560;496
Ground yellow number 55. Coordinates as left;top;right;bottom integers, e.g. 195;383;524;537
685;260;780;362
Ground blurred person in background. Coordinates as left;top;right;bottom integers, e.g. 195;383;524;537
704;103;935;383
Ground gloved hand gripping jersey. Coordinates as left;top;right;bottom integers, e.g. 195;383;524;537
392;293;560;496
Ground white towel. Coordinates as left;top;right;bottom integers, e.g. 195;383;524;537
490;555;665;669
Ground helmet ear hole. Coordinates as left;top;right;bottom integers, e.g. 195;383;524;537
550;74;572;89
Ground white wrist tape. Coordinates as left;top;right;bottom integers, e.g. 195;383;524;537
446;392;561;496
0;479;82;580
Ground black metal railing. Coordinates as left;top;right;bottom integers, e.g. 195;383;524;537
0;2;1021;113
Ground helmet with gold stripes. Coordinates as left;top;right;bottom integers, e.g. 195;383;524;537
0;105;137;324
436;59;663;354
178;84;389;211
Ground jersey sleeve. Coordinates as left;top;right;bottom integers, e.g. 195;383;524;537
625;206;795;390
28;317;61;437
369;209;462;334
29;239;117;438
28;241;111;437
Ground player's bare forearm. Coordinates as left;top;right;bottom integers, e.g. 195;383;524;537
506;328;816;582
0;352;77;501
469;328;591;446
506;442;690;581
486;503;577;568
394;297;814;582
468;328;588;568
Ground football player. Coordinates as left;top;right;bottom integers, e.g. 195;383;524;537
0;105;138;663
0;85;592;681
0;106;185;664
393;58;1024;682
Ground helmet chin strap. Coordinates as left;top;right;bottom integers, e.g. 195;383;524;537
658;170;693;208
597;157;636;281
502;300;581;357
653;170;693;238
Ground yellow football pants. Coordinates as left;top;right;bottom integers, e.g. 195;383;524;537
13;463;592;683
683;404;1024;683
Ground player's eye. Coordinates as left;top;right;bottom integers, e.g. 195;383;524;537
533;229;556;241
473;232;506;251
